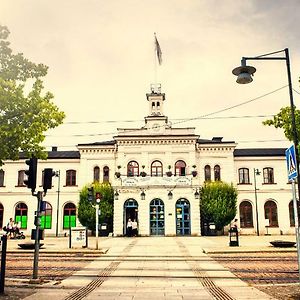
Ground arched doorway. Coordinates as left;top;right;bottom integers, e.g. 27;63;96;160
15;202;28;229
176;199;190;236
123;199;138;235
150;199;165;236
63;202;76;229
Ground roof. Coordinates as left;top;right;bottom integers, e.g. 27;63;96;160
197;138;236;144
77;140;116;146
19;151;80;160
234;148;286;157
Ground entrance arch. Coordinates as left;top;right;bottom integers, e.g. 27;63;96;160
176;199;190;236
150;199;165;236
123;199;138;235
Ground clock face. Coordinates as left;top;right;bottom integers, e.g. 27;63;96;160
152;123;160;131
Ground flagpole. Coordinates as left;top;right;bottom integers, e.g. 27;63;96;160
154;32;157;91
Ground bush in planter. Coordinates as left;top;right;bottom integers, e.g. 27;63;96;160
115;166;121;178
192;170;198;177
140;171;147;177
166;165;172;177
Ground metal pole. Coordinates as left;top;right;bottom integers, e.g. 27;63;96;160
253;169;259;236
0;235;7;294
96;200;99;250
55;170;61;237
285;48;300;222
292;180;300;279
33;191;42;280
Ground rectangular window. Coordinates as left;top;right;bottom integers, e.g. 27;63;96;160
238;168;249;184
263;168;274;184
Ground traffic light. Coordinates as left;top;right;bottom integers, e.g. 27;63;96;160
24;157;37;193
88;187;94;201
43;168;55;194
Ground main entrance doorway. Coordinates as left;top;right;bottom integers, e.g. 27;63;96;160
176;199;190;236
123;199;138;236
150;199;165;235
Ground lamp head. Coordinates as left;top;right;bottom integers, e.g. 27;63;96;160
232;64;256;84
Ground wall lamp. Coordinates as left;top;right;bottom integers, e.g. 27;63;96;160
194;188;200;200
141;190;146;200
114;190;119;200
168;191;173;200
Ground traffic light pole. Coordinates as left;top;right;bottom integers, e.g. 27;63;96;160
32;191;42;280
96;199;100;250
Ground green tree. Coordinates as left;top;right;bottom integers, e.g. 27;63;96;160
78;182;114;233
263;106;300;143
0;25;65;165
200;181;237;231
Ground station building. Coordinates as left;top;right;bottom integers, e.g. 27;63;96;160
0;87;295;237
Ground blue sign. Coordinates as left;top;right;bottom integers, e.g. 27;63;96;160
286;145;297;181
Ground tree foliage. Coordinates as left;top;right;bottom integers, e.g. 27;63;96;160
200;181;237;231
263;106;300;143
0;25;65;165
78;182;114;232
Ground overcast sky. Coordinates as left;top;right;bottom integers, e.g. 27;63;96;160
1;0;300;150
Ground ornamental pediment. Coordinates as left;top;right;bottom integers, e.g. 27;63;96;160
121;176;192;187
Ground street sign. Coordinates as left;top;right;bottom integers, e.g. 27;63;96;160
286;145;297;181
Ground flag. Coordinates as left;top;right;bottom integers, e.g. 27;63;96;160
155;35;162;65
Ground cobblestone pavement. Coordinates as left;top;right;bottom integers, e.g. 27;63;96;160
0;253;93;300
210;252;300;300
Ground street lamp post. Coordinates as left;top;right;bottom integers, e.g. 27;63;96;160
232;48;300;221
55;170;61;237
253;168;261;236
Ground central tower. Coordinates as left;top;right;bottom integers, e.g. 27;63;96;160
144;83;168;133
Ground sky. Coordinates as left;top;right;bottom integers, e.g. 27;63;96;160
1;0;300;150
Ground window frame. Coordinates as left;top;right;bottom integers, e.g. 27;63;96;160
264;200;278;227
127;161;139;177
175;160;186;176
151;160;163;177
263;167;274;184
66;169;77;186
239;201;253;228
238;168;250;184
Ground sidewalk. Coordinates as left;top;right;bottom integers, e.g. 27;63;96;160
20;236;279;300
3;234;297;254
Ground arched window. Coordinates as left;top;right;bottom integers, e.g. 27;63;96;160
239;201;253;228
214;165;221;181
17;170;25;186
0;169;4;187
264;200;278;227
66;170;76;186
40;202;52;229
263;167;274;184
175;160;186;176
238;168;249;184
151;161;163;177
204;165;211;181
0;203;3;228
93;166;100;182
63;203;76;229
127;161;139;177
103;166;109;182
15;203;28;229
289;200;295;227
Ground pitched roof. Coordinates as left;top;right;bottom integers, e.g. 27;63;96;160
77;140;116;146
233;148;286;157
19;151;80;159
